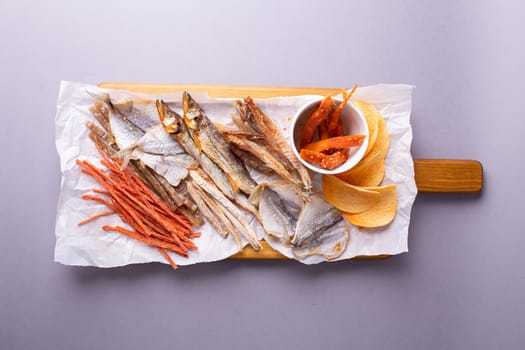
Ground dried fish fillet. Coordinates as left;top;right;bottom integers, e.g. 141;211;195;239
110;98;159;132
292;195;344;247
292;218;349;261
259;187;297;244
258;184;349;260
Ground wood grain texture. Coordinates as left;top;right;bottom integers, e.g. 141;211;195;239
414;159;483;193
229;240;391;260
98;82;484;260
99;82;342;98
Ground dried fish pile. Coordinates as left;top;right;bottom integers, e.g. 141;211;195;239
80;91;351;266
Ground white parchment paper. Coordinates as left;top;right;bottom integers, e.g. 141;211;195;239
54;81;416;267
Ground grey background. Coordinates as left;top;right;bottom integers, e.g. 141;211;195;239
1;0;524;349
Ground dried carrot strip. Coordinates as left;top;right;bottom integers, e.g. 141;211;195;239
77;152;197;271
78;210;114;226
300;96;334;148
302;135;365;154
299;149;349;170
102;225;188;257
81;194;113;208
327;84;358;134
105;178;192;247
157;248;178;270
99;158;192;235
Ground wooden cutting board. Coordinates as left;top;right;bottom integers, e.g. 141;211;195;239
99;82;483;260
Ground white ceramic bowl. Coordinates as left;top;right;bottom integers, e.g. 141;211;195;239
290;97;369;175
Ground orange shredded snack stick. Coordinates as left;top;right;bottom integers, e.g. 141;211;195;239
76;150;197;271
78;210;114;226
157;248;178;270
303;135;365;154
327;84;358;134
102;225;188;257
299;149;349;170
81;194;113;208
300;96;334;148
92;188;110;195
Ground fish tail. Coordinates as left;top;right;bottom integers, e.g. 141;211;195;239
112;143;140;170
86;90;111;105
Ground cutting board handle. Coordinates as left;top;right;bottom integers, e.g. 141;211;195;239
414;159;483;193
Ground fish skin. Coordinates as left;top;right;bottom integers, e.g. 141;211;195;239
107;103;145;150
183;92;257;195
134;124;188;155
259;186;297;244
291;219;349;261
157;100;261;221
266;181;305;219
137;152;194;187
110;98;159;132
291;195;344;247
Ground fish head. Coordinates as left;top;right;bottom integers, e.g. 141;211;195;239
157;100;186;138
235;98;264;136
182;92;205;131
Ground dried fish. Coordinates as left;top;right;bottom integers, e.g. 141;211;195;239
113;124;196;186
87;97;201;225
222;133;301;187
110;98;159;132
258;183;349;259
157;100;261;221
183;92;257;195
291;195;344;247
230;145;275;176
291;195;349;260
189;168;261;251
292;218;349;261
236;98;312;191
186;181;240;246
259;186;298;244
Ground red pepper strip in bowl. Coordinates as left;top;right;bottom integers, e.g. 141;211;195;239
299;149;349;170
300;96;334;148
326;84;358;134
302;135;365;154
